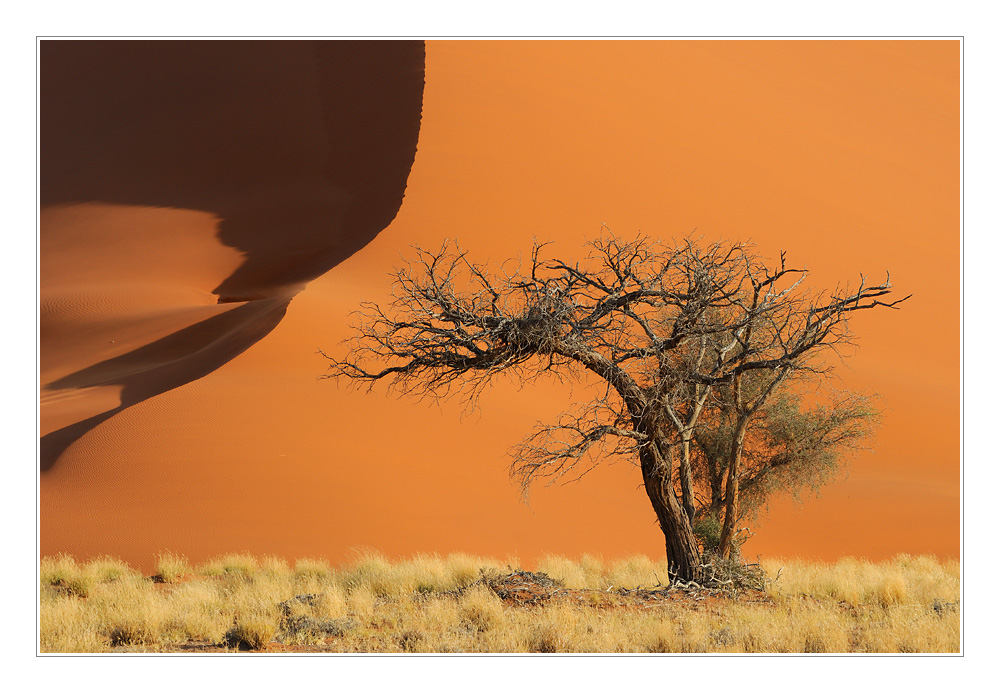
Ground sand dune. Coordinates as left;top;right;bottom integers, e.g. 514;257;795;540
40;40;425;470
40;40;958;572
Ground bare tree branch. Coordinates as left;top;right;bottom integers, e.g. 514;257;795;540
321;231;904;581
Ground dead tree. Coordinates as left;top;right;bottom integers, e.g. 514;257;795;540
321;233;906;581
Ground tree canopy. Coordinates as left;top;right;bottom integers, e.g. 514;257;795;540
323;233;906;581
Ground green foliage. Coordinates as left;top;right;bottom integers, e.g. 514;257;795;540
693;515;723;555
692;384;880;529
693;515;751;559
743;390;879;519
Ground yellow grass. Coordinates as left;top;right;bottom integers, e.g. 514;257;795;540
153;552;190;584
38;552;960;653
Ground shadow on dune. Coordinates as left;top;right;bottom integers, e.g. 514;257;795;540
40;40;425;468
40;299;290;471
41;301;292;470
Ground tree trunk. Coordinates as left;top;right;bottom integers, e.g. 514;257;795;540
679;434;696;523
710;462;724;511
639;445;702;582
718;416;750;558
568;349;701;580
675;384;709;526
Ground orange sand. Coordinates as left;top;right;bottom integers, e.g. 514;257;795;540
40;40;959;573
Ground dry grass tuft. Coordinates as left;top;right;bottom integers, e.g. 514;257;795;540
198;553;258;577
459;584;505;633
38;552;960;653
397;628;425;652
223;616;277;651
87;556;135;583
40;554;80;586
40;554;97;597
294;557;331;582
154;552;190;583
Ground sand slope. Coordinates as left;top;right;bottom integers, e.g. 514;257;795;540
40;40;959;572
40;40;425;470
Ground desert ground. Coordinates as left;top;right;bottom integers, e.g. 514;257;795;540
39;552;959;653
